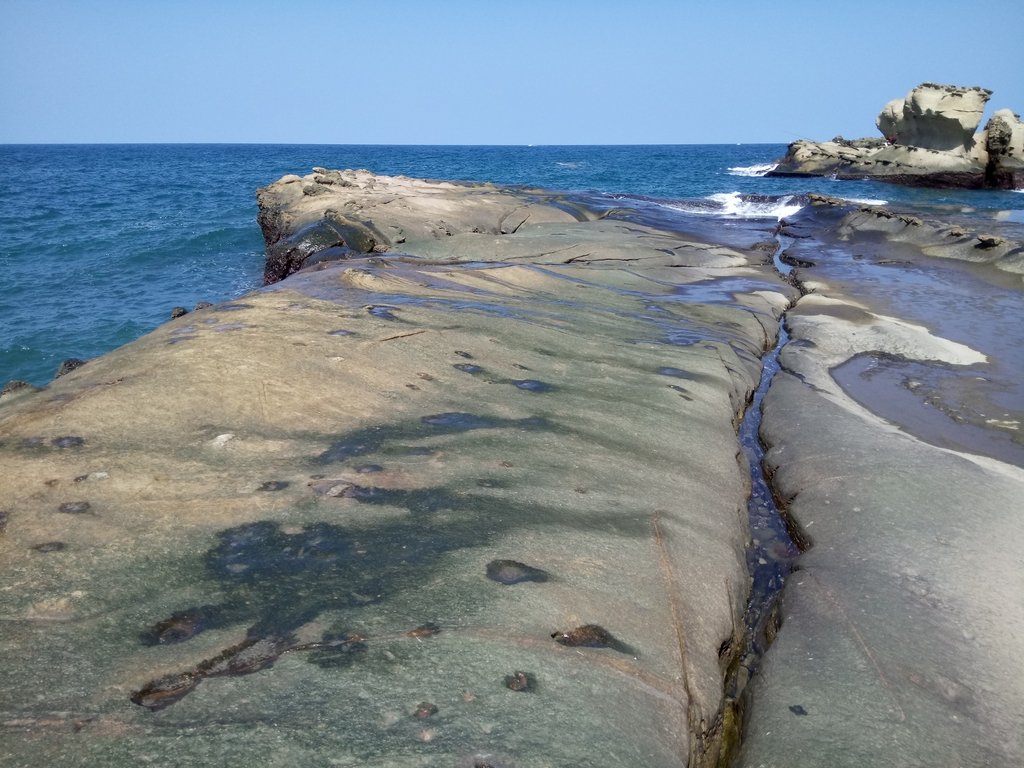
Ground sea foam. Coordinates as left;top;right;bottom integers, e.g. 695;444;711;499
727;163;778;177
664;192;804;220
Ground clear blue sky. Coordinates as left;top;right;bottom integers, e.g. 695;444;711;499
2;0;1022;144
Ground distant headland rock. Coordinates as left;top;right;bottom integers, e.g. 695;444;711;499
768;83;1024;189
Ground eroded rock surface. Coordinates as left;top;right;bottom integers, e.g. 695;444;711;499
770;83;1024;189
738;197;1024;767
0;172;797;766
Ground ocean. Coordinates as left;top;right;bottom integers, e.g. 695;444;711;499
2;143;1022;387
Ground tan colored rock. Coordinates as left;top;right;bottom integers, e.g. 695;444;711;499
981;108;1024;187
770;83;1023;189
875;83;991;151
0;173;799;766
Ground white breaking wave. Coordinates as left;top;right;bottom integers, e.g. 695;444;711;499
661;192;805;220
842;197;888;206
727;163;778;177
707;191;804;219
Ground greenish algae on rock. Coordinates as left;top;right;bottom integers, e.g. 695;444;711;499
0;172;798;766
737;198;1024;767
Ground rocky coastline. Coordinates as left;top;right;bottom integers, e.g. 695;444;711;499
0;171;1021;767
768;83;1024;189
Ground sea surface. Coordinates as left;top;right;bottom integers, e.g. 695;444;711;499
2;143;1022;386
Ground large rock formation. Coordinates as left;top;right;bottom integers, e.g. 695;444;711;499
875;83;990;151
2;170;1022;767
769;83;1024;189
0;171;799;767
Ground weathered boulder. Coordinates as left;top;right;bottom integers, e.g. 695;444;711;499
982;108;1024;188
769;83;1021;189
875;83;990;151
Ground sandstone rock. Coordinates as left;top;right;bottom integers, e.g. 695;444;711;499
0;172;800;767
982;108;1024;188
875;83;991;151
770;83;1021;189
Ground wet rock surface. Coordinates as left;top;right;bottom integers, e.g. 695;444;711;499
0;172;796;767
738;198;1024;767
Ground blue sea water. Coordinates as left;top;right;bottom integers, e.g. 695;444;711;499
2;143;1022;387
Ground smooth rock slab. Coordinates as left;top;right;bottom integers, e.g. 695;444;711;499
737;202;1024;767
0;176;796;767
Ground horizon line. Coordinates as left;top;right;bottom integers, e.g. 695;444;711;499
0;140;795;148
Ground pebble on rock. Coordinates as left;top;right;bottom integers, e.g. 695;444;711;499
552;624;624;650
504;671;533;692
258;480;289;492
486;559;550;585
412;702;438;719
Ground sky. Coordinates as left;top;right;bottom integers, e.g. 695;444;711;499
2;0;1022;145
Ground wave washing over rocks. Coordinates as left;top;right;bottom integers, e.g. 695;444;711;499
0;168;1021;768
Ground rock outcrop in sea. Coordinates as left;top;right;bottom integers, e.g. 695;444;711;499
769;83;1024;188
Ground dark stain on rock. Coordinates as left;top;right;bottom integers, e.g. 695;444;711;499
454;350;474;359
258;480;289;492
668;384;694;400
504;670;534;692
0;511;8;534
454;363;484;374
486;559;550;585
306;631;368;669
131;672;200;711
789;704;808;716
51;436;85;449
58;501;91;514
657;367;696;380
20;437;46;449
328;329;355;336
367;305;399;321
133;413;646;710
317;412;549;464
32;541;66;553
142;607;212;645
406;622;441;639
422;412;549;432
355;464;384;474
511;379;553;393
552;624;634;655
